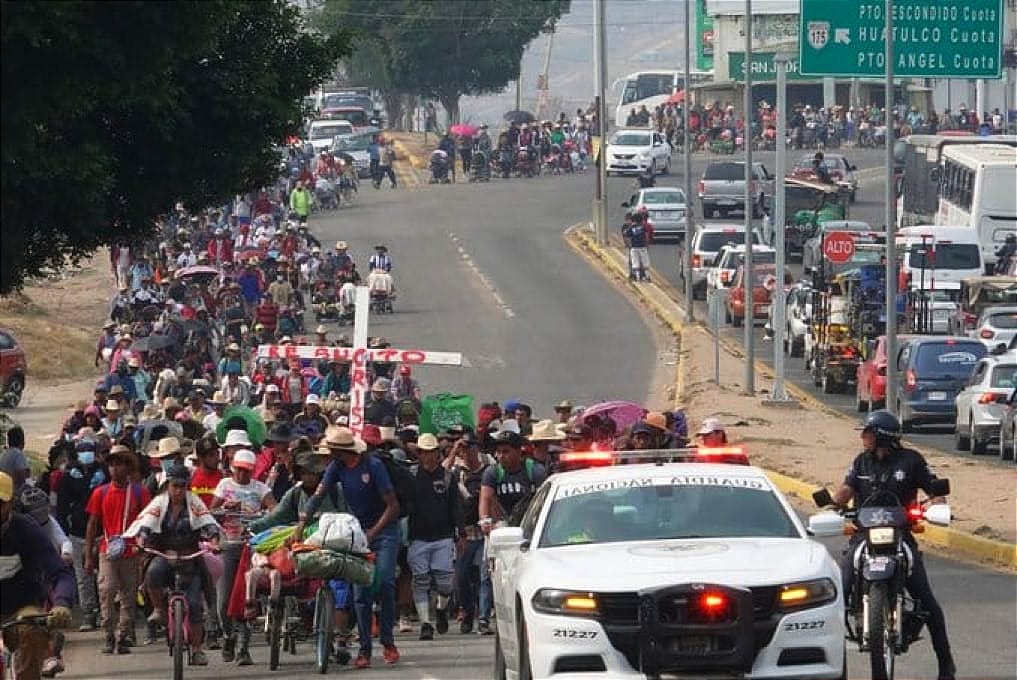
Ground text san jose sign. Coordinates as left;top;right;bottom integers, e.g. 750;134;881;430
799;0;1004;79
728;52;812;82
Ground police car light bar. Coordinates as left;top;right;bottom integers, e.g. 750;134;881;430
557;446;748;470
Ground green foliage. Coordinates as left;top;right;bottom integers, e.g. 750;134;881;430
1;1;349;294
314;0;569;120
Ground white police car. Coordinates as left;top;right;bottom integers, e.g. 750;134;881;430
489;448;846;680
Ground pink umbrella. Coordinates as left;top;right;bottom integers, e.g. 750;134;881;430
449;123;478;137
666;90;685;104
580;400;647;432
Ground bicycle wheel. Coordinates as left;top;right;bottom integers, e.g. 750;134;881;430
269;601;282;670
172;598;185;680
314;586;334;674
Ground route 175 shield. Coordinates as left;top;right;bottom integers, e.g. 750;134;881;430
807;21;830;50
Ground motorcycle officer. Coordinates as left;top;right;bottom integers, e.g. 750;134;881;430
829;410;955;680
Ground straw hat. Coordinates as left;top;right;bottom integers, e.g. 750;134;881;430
319;426;366;454
417;433;440;451
644;411;668;432
150;437;182;458
104;399;121;412
528;419;564;442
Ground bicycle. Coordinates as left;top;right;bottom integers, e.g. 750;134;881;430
142;547;208;680
1;613;52;680
311;580;334;674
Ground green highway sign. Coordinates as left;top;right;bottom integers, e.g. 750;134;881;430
799;0;1004;78
728;52;811;82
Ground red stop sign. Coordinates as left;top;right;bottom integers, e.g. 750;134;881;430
823;231;855;264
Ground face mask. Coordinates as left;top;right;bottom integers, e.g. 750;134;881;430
78;450;95;466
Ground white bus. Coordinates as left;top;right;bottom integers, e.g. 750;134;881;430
935;144;1017;268
612;69;711;128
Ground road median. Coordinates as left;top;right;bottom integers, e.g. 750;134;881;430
566;222;1016;571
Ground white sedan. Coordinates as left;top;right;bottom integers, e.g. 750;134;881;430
489;452;846;680
605;129;672;176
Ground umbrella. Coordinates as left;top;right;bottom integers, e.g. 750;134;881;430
449;123;478;137
503;110;536;125
131;334;176;353
666;90;685;104
580;400;647;432
174;265;220;281
216;404;267;447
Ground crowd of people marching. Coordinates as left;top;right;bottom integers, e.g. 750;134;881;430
625;98;1012;153
0;169;717;678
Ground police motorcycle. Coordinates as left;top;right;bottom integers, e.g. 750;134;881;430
811;479;951;680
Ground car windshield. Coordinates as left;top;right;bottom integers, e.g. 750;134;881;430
644;190;685;205
913;342;986;376
704;163;744;181
323;94;373;110
906;243;980;270
311;124;351;140
539;479;798;547
699;231;758;252
325;109;368;125
611;133;651;146
988;312;1017;329
333;135;370;152
989;364;1017;389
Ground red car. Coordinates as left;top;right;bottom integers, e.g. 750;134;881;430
855;334;915;412
0;328;27;407
726;264;793;327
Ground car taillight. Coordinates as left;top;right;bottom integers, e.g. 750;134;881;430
964;312;978;329
907;505;924;523
905;369;917;390
692;254;702;268
980;328;995;339
698;180;705;195
978;392;1007;404
720;271;730;283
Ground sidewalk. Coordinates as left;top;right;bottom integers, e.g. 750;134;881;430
567;223;1017;569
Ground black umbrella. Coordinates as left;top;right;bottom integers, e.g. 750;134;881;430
503;110;536;125
132;334;176;353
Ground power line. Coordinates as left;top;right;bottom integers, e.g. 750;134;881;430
324;10;689;27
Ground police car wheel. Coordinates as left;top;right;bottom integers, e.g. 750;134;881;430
493;631;507;680
517;614;533;680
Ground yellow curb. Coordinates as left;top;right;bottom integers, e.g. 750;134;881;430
569;223;1017;571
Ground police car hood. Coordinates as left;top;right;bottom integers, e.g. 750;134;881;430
532;537;826;590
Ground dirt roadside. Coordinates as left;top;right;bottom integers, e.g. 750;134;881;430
566;226;1016;549
0;253;113;458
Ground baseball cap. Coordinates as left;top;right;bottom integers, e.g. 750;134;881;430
493;430;524;448
697;417;725;435
232;449;257;470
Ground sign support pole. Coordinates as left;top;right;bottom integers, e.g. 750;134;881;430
771;54;790;401
884;0;898;416
593;0;609;246
743;0;755;396
684;0;694;322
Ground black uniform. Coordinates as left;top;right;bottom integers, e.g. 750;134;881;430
840;446;954;677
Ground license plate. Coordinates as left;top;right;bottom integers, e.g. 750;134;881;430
670;635;712;655
927;391;947;401
934;310;949;319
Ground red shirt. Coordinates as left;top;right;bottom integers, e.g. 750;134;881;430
85;482;151;557
189;467;224;507
253;447;277;483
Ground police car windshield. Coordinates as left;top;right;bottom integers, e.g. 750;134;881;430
538;478;797;548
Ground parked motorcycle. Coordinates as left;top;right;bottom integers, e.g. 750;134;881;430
812;480;952;680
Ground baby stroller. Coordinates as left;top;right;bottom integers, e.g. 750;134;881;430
429;149;451;184
469;150;490;182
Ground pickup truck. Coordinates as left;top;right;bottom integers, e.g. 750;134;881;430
698;161;773;219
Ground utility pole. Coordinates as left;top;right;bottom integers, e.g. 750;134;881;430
684;0;694;321
534;31;555;121
771;54;791;401
884;0;898;415
593;0;609;245
742;0;755;395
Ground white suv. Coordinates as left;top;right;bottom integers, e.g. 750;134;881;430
605;129;671;176
678;224;762;300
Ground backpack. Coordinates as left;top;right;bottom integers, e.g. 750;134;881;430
494;457;537;485
378;453;415;518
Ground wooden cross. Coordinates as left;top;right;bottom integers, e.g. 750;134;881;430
257;286;462;433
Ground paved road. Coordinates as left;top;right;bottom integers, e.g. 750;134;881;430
606;146;1008;461
58;163;1015;679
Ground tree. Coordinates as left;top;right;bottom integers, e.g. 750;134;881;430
314;0;569;123
1;1;348;294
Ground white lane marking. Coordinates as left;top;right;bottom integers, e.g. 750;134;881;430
448;231;516;319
